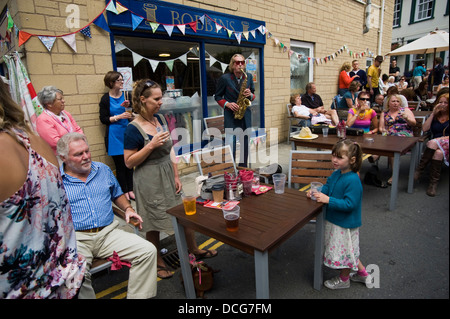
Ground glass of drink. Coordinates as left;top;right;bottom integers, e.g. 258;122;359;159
272;173;286;194
310;182;323;201
182;194;197;215
223;205;240;232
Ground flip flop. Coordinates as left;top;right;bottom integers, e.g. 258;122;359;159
193;249;218;260
157;266;173;279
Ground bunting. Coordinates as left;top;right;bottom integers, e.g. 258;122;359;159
5;0;381;64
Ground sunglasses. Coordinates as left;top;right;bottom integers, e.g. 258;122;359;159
234;60;245;66
359;98;370;101
141;80;156;95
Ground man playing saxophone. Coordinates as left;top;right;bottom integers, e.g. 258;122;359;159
214;54;255;167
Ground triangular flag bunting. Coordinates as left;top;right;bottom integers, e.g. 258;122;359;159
199;15;205;25
250;30;256;38
163;24;174;37
234;32;242;44
80;26;92;38
62;34;77;52
93;13;111;33
209;55;217;67
165;60;174;72
188;21;197;32
106;0;119;14
149;59;159;72
215;24;222;33
132;51;144;66
227;29;233;38
132;13;144;30
178;53;187;66
220;62;228;73
149;22;159;33
243;31;249;40
116;2;128;14
115;41;127;53
18;31;32;47
7;11;14;31
177;24;186;35
38;36;57;52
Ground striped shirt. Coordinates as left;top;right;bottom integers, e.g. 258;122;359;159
61;161;123;231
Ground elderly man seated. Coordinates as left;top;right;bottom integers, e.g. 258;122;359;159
57;132;157;299
302;82;339;125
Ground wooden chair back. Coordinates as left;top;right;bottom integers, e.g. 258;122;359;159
194;144;238;176
203;115;225;139
288;150;334;188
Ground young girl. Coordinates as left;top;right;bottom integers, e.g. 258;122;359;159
307;139;372;289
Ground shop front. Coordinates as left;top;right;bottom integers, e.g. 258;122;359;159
106;0;266;155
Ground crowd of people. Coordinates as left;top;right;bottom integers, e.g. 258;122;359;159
290;56;449;194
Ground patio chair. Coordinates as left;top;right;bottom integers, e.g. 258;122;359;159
288;149;334;189
287;103;309;143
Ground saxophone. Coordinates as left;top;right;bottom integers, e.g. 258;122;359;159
234;71;251;120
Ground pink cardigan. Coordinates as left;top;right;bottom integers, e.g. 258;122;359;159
36;110;84;154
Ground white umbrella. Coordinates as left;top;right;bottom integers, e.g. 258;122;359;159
387;29;449;56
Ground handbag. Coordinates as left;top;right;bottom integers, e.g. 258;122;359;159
200;175;225;200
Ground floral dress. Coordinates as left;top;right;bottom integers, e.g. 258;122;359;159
383;107;413;137
0;128;86;299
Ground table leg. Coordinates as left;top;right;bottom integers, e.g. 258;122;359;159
389;152;401;211
313;207;325;290
171;216;196;299
254;250;269;299
408;143;418;194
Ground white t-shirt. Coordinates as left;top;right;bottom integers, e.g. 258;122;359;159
292;104;311;117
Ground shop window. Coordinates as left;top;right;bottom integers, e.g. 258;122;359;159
115;36;202;150
290;40;314;97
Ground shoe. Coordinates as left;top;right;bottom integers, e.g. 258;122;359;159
193;249;218;260
324;276;350;289
350;273;374;288
157;266;173;279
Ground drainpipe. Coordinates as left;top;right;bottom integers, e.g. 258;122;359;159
363;0;371;34
377;0;385;55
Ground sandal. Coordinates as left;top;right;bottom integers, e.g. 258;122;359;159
193;249;218;260
157;266;173;279
387;177;392;186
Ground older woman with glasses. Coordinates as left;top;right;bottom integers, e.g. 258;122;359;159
99;71;134;200
346;91;379;134
124;79;217;279
36;86;84;154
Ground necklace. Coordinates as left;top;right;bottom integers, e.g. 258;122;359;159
141;114;158;127
357;110;366;120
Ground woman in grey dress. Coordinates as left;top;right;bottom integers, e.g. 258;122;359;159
124;80;217;279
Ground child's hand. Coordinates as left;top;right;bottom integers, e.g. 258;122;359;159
314;192;329;204
306;190;312;198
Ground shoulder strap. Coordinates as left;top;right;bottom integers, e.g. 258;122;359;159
129;121;149;142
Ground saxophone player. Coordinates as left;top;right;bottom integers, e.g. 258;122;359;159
214;54;255;167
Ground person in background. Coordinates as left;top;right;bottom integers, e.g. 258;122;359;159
214;54;255;167
349;59;367;89
342;81;361;109
308;139;372;290
99;71;135;201
378;74;389;96
290;94;312;126
338;61;359;96
58;132;157;299
414;93;449;196
36;86;84;154
366;55;384;102
428;57;445;97
389;59;401;82
379;94;416;185
124;79;217;279
371;94;384;113
437;75;449;92
412;63;427;89
1;79;85;299
396;76;408;92
346;91;378;134
302;82;339;125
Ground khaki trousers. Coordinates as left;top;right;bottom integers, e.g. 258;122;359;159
76;220;157;299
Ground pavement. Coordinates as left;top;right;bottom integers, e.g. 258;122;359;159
92;141;449;301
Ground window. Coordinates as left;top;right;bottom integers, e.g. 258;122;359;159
393;0;402;27
290;40;314;97
410;0;435;23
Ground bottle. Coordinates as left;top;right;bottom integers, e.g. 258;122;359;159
338;120;346;139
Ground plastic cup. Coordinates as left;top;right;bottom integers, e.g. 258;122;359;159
252;175;260;190
310;182;323;201
322;127;329;137
223;205;240;232
125;107;132;114
272;173;286;194
182;194;197;215
242;180;253;196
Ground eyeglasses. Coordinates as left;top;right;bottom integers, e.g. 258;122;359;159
234;60;245;66
359;98;370;101
116;78;124;82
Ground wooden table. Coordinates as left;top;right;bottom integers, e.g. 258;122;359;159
167;188;325;299
291;134;420;211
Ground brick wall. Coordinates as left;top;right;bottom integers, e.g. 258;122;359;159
1;0;393;175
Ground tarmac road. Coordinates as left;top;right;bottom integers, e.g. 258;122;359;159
92;154;449;301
